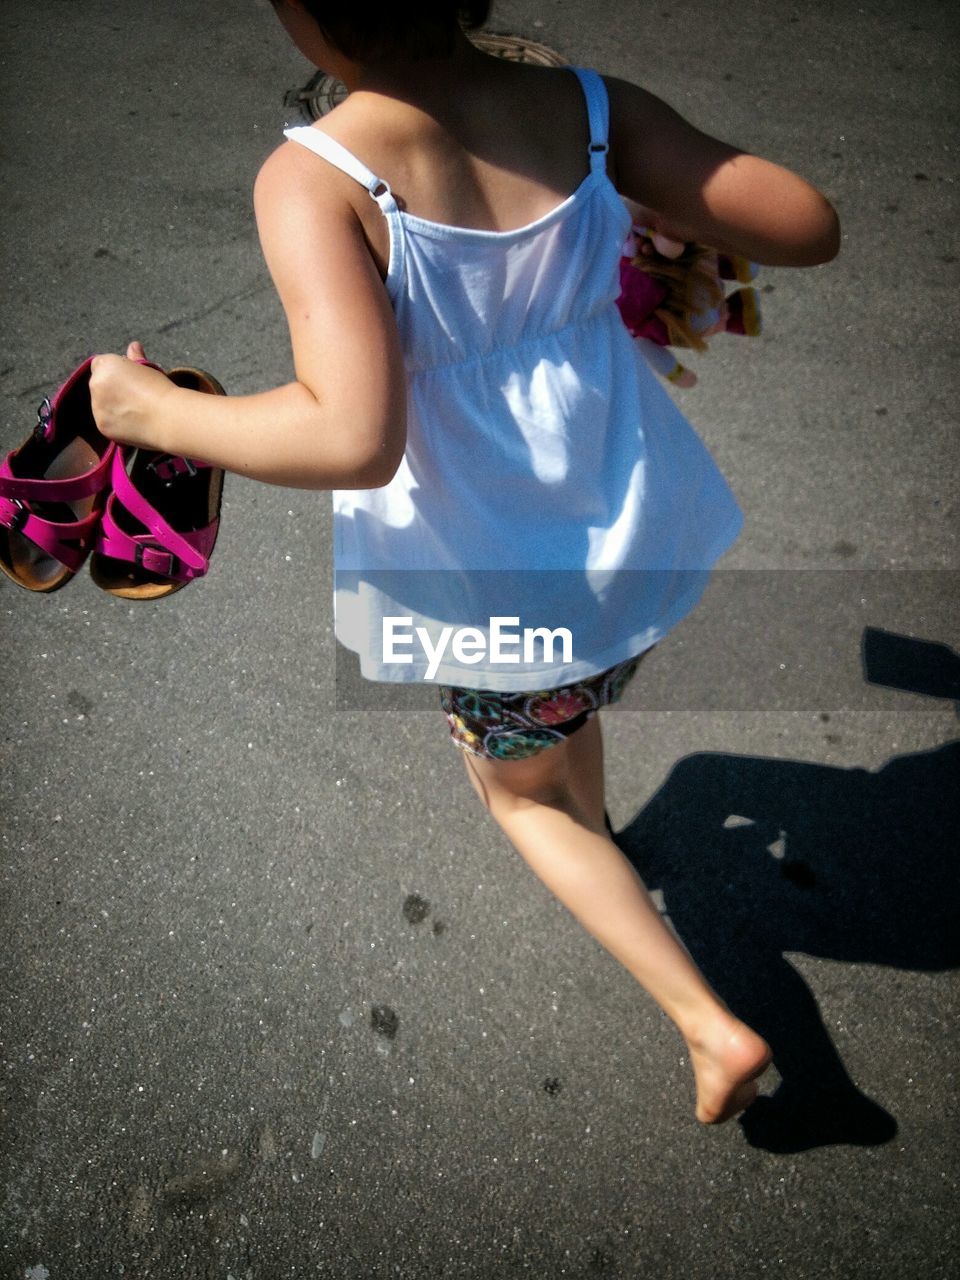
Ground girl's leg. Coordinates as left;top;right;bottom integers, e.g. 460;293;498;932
563;711;608;832
460;716;772;1124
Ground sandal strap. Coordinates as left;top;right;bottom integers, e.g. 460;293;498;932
96;503;219;579
0;496;100;570
0;445;115;504
95;448;218;579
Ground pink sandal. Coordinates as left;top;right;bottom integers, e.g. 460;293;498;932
88;366;226;600
0;357;116;592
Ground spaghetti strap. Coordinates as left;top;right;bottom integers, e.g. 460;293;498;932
283;125;398;213
567;67;610;171
281;123;406;297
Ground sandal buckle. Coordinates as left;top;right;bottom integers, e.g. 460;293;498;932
4;499;29;533
134;543;177;576
34;398;54;442
147;455;197;483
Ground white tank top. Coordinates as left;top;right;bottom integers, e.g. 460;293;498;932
284;67;742;689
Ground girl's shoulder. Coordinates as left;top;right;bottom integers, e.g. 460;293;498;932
260;62;601;238
255;102;401;282
255;104;374;219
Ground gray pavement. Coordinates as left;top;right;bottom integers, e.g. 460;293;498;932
1;1;958;1277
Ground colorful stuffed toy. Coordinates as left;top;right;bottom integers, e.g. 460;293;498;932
617;222;762;387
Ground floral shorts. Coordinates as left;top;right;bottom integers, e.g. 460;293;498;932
439;654;643;761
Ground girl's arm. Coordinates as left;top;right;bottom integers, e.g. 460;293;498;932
606;77;840;267
90;142;407;490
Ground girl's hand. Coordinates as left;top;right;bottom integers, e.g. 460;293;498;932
623;199;689;257
89;342;175;448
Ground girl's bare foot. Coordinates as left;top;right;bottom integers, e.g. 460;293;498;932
684;1013;773;1124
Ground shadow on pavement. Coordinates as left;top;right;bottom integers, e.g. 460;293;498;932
618;630;960;1154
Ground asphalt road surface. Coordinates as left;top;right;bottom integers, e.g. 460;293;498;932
2;1;957;1276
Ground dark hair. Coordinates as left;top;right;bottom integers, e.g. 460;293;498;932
298;1;492;61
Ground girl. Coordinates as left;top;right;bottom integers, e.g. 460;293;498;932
89;0;840;1124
